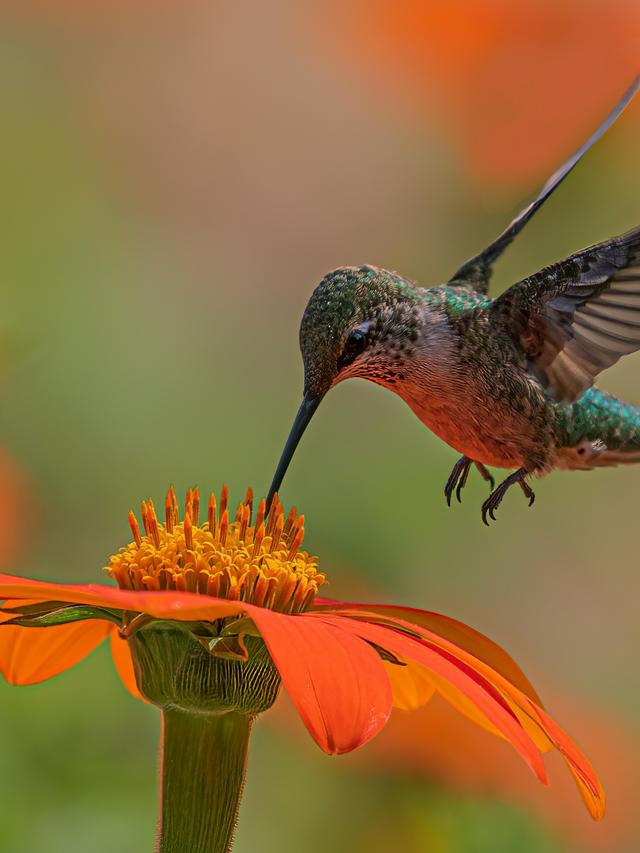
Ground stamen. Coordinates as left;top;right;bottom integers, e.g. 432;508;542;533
219;509;229;546
252;522;265;557
147;500;161;548
287;519;305;561
208;492;217;534
269;513;284;553
141;501;150;536
109;488;325;614
266;494;280;536
169;486;179;518
244;486;253;520
184;512;194;550
128;511;142;547
254;499;266;536
220;484;229;520
284;506;297;536
239;504;250;542
165;493;174;533
192;487;200;525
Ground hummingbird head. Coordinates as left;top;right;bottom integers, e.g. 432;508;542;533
267;266;423;507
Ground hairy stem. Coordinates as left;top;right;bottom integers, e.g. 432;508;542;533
158;709;252;853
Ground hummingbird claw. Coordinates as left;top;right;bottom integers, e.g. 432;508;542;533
481;468;535;525
444;457;472;506
518;478;536;506
445;457;496;507
456;464;471;502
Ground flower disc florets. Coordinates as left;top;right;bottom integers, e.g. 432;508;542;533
107;486;326;614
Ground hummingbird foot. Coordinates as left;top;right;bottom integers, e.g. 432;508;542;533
481;468;535;526
445;456;496;506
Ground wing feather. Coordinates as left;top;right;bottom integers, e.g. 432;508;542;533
492;227;640;402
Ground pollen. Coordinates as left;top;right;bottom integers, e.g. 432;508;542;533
107;487;326;614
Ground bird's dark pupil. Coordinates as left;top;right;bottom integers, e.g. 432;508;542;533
348;331;364;351
338;330;367;369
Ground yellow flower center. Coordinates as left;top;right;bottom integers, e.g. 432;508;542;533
107;486;326;614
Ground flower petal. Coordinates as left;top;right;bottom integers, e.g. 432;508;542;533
0;573;245;621
313;613;547;782
321;612;605;817
108;626;145;701
244;604;392;754
339;607;603;815
514;696;606;820
0;619;110;685
312;599;542;703
322;606;554;748
384;659;436;712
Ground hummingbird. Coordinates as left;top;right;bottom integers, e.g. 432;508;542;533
268;78;640;525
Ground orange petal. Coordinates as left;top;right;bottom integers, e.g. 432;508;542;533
312;600;542;703
423;666;508;741
313;613;547;783
0;573;245;621
345;607;600;806
108;626;145;701
500;693;554;753
244;604;392;754
357;607;602;814
0;619;110;685
516;696;606;820
384;658;436;712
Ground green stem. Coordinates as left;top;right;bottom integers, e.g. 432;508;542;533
158;709;253;853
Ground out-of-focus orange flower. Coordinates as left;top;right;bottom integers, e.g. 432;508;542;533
0;486;604;817
324;0;640;186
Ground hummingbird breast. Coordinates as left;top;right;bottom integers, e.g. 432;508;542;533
368;308;556;472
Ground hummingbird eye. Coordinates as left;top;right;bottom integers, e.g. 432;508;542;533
337;324;370;370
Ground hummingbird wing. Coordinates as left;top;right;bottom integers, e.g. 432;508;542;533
447;77;639;294
492;226;640;402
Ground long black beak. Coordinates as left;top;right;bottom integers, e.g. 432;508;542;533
266;394;322;512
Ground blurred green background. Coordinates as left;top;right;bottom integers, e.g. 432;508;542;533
1;2;639;851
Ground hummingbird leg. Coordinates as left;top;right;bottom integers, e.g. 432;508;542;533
481;468;535;526
444;457;472;506
445;457;496;506
473;462;495;492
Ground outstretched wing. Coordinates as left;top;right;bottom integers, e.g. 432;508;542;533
447;77;639;294
492;227;640;402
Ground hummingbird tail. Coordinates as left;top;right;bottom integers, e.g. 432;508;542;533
558;388;640;469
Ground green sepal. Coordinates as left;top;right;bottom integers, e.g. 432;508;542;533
219;616;261;638
3;603;121;628
206;634;249;662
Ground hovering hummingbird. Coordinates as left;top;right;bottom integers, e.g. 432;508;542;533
268;78;640;524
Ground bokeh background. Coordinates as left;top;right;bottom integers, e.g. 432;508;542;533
1;2;639;851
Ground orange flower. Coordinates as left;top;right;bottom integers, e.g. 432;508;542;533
0;487;604;819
